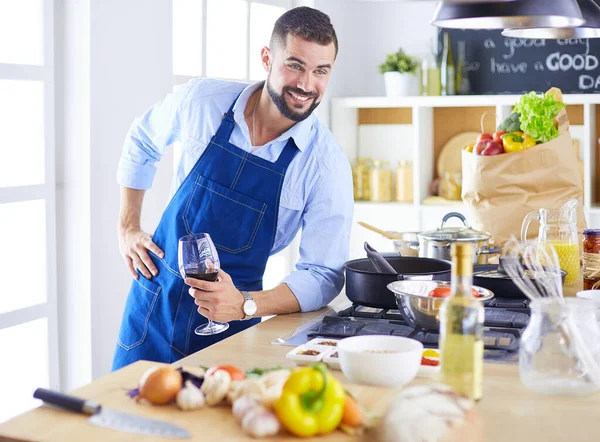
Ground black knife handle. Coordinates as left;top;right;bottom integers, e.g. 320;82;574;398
33;388;101;415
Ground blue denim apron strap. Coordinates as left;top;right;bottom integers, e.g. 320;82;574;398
112;91;300;370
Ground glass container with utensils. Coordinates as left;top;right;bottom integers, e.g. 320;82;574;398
521;199;580;284
520;298;600;396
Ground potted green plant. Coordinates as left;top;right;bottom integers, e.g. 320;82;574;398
379;48;419;96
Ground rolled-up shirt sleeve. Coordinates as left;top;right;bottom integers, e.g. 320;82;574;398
117;80;197;190
281;156;354;312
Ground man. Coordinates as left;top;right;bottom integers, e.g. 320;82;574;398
112;6;353;370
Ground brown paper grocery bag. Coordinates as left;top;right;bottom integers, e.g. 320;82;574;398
461;131;586;246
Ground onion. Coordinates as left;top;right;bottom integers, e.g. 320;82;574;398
138;366;182;405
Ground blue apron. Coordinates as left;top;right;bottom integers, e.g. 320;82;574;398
112;94;299;370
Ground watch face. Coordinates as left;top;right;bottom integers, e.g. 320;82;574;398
244;299;257;316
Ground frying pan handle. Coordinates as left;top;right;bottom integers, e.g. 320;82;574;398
476;246;502;255
396;274;405;281
441;212;468;228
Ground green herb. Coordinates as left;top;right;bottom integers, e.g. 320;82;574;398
513;91;566;144
379;48;418;74
245;366;284;377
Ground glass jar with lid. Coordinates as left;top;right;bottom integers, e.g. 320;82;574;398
395;160;413;202
351;157;373;201
439;171;462;201
583;229;600;290
370;160;393;202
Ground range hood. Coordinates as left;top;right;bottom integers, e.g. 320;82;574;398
503;0;600;39
431;0;585;30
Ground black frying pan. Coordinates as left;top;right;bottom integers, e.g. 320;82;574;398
344;255;452;309
473;260;567;299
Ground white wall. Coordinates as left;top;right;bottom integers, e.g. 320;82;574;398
317;0;437;98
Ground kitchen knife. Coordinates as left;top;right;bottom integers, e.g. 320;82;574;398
33;388;190;439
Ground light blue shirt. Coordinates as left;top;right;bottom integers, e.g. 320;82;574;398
117;79;354;312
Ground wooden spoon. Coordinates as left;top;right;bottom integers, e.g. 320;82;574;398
358;221;399;240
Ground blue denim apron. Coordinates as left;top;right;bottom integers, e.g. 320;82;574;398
112;94;299;370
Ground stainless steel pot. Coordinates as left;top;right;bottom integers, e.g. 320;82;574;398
416;212;501;265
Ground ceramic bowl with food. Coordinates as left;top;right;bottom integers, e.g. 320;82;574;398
337;335;423;387
387;280;494;331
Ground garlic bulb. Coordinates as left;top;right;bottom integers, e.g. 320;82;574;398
228;379;265;404
201;369;231;406
241;405;280;438
176;381;205;411
375;384;479;442
232;395;262;422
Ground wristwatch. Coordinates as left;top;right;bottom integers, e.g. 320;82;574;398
240;290;257;320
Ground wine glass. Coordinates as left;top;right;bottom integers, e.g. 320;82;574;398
178;233;229;336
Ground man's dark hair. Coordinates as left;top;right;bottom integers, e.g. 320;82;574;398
270;6;338;57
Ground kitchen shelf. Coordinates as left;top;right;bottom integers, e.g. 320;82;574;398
331;94;600;258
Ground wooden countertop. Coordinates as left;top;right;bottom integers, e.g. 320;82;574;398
1;287;599;442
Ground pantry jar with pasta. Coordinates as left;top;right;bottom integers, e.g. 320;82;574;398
351;157;373;201
395;160;413;202
370;160;393;202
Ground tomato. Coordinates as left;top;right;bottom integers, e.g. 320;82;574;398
493;130;507;147
205;364;246;381
428;287;481;298
476;133;493;144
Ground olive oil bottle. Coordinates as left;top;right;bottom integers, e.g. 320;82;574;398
439;243;484;401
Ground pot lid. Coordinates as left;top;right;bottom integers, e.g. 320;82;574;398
418;212;491;242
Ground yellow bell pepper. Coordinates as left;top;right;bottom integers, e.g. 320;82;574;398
501;131;536;153
274;363;345;437
463;144;474;153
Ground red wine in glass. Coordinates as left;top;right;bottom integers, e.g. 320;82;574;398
178;233;229;335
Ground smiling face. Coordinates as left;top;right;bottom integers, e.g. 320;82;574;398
263;34;336;122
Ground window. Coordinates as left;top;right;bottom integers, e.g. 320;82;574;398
0;0;59;423
173;0;290;83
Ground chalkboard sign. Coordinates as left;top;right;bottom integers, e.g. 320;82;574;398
441;29;600;94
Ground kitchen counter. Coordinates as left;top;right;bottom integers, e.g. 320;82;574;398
1;287;599;442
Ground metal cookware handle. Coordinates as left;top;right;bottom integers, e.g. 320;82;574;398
521;211;539;242
476;246;502;255
441;212;468;228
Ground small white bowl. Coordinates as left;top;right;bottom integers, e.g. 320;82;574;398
337;336;423;387
576;290;600;321
323;350;341;370
306;338;340;348
285;345;333;366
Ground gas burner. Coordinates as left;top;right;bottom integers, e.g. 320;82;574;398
305;297;529;363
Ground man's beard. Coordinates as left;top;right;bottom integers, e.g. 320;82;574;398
266;76;320;122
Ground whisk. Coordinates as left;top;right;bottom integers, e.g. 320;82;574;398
502;236;600;389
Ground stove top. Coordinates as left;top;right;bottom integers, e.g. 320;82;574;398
276;297;530;364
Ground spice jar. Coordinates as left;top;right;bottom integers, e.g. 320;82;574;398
438;171;462;201
583;229;600;290
370;160;393;202
351;157;373;201
395;160;413;202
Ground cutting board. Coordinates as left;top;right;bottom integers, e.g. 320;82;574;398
0;361;393;442
437;132;480;177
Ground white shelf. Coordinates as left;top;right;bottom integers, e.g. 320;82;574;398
334;93;600;109
332;94;599;259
